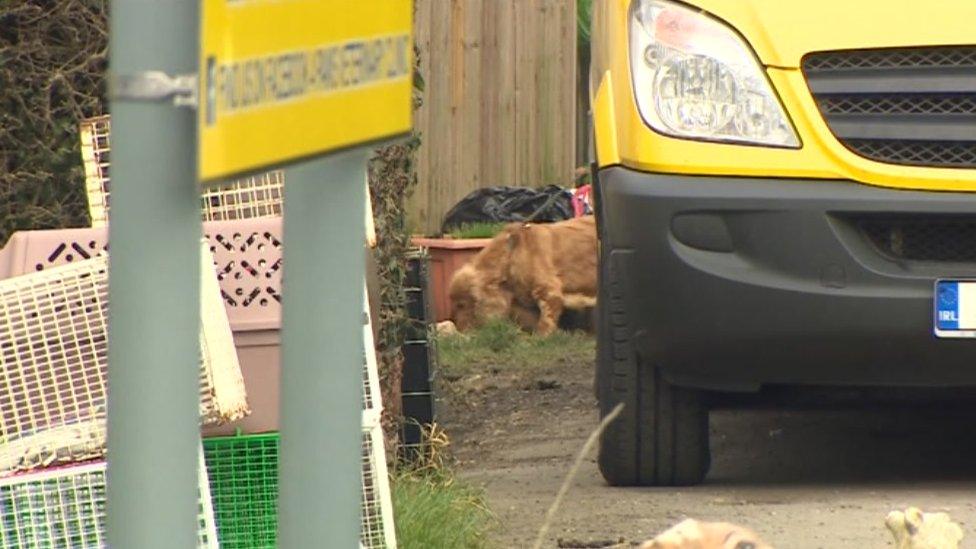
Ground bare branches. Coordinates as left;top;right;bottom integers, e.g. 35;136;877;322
0;0;108;246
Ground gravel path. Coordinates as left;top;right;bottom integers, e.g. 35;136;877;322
439;350;976;548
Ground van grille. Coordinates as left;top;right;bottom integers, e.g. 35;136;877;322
857;215;976;263
802;47;976;169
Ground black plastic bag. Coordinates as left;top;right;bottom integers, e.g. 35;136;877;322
440;185;574;234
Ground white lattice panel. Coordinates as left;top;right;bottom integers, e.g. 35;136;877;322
79;115;283;227
79;116;111;228
362;284;383;419
202;172;283;221
360;280;394;547
0;451;219;548
360;422;395;549
0;244;247;475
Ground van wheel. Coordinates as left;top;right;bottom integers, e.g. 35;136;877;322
596;254;710;486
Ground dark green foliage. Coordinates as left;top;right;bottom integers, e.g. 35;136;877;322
0;0;107;246
367;46;424;432
368;134;421;428
577;0;593;50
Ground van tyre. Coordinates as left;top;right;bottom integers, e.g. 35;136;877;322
596;252;710;487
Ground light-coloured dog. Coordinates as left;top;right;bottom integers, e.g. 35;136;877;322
887;507;963;549
640;519;772;549
637;507;963;549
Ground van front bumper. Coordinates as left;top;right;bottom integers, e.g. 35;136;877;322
597;167;976;392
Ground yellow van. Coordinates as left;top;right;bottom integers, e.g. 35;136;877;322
589;0;976;486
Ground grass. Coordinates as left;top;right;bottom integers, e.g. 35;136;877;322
392;425;495;549
444;222;508;239
392;469;494;549
437;318;596;376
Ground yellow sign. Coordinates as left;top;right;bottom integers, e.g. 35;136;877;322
200;0;413;181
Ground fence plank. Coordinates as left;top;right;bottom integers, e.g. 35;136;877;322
559;0;578;178
410;0;433;228
410;0;576;234
425;0;454;232
480;0;517;188
460;0;484;206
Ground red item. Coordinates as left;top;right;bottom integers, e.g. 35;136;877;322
571;185;593;217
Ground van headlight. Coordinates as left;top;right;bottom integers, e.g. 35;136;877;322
629;0;800;148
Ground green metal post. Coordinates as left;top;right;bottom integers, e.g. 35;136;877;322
107;1;201;548
279;149;367;547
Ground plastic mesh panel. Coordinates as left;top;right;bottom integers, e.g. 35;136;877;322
78;116;111;228
202;425;396;548
79;115;283;226
0;260;109;472
203;433;278;548
202;172;284;221
362;285;381;414
0;248;247;474
359;423;395;549
0;457;218;548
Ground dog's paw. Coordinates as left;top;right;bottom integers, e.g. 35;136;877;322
886;507;963;549
639;518;772;549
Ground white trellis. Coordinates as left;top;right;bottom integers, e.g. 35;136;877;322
0;243;248;475
0;449;219;548
80;115;284;227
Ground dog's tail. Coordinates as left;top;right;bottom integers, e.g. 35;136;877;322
563;293;596;310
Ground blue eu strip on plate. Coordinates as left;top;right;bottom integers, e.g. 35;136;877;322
934;280;976;338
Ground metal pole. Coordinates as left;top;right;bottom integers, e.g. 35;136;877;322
279;148;367;547
107;1;201;548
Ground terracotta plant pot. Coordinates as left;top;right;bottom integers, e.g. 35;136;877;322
411;237;492;322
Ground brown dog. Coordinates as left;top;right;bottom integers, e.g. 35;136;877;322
505;215;597;335
640;519;773;549
448;227;521;331
449;216;597;335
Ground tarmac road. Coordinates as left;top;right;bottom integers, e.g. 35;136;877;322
442;358;976;548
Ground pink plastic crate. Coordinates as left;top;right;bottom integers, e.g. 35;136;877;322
205;218;283;332
0;218;284;333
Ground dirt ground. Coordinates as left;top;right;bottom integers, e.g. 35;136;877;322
438;337;976;548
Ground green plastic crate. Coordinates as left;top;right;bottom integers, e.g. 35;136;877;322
203;426;396;549
203;433;279;549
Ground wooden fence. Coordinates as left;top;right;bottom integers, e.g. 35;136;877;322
410;0;578;234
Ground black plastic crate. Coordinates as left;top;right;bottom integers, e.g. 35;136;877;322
401;250;437;454
404;288;430;339
402;393;435;428
402;341;433;393
404;250;426;288
401;390;437;451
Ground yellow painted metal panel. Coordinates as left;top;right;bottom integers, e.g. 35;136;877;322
682;0;976;68
200;0;413;181
591;71;620;167
591;0;976;192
